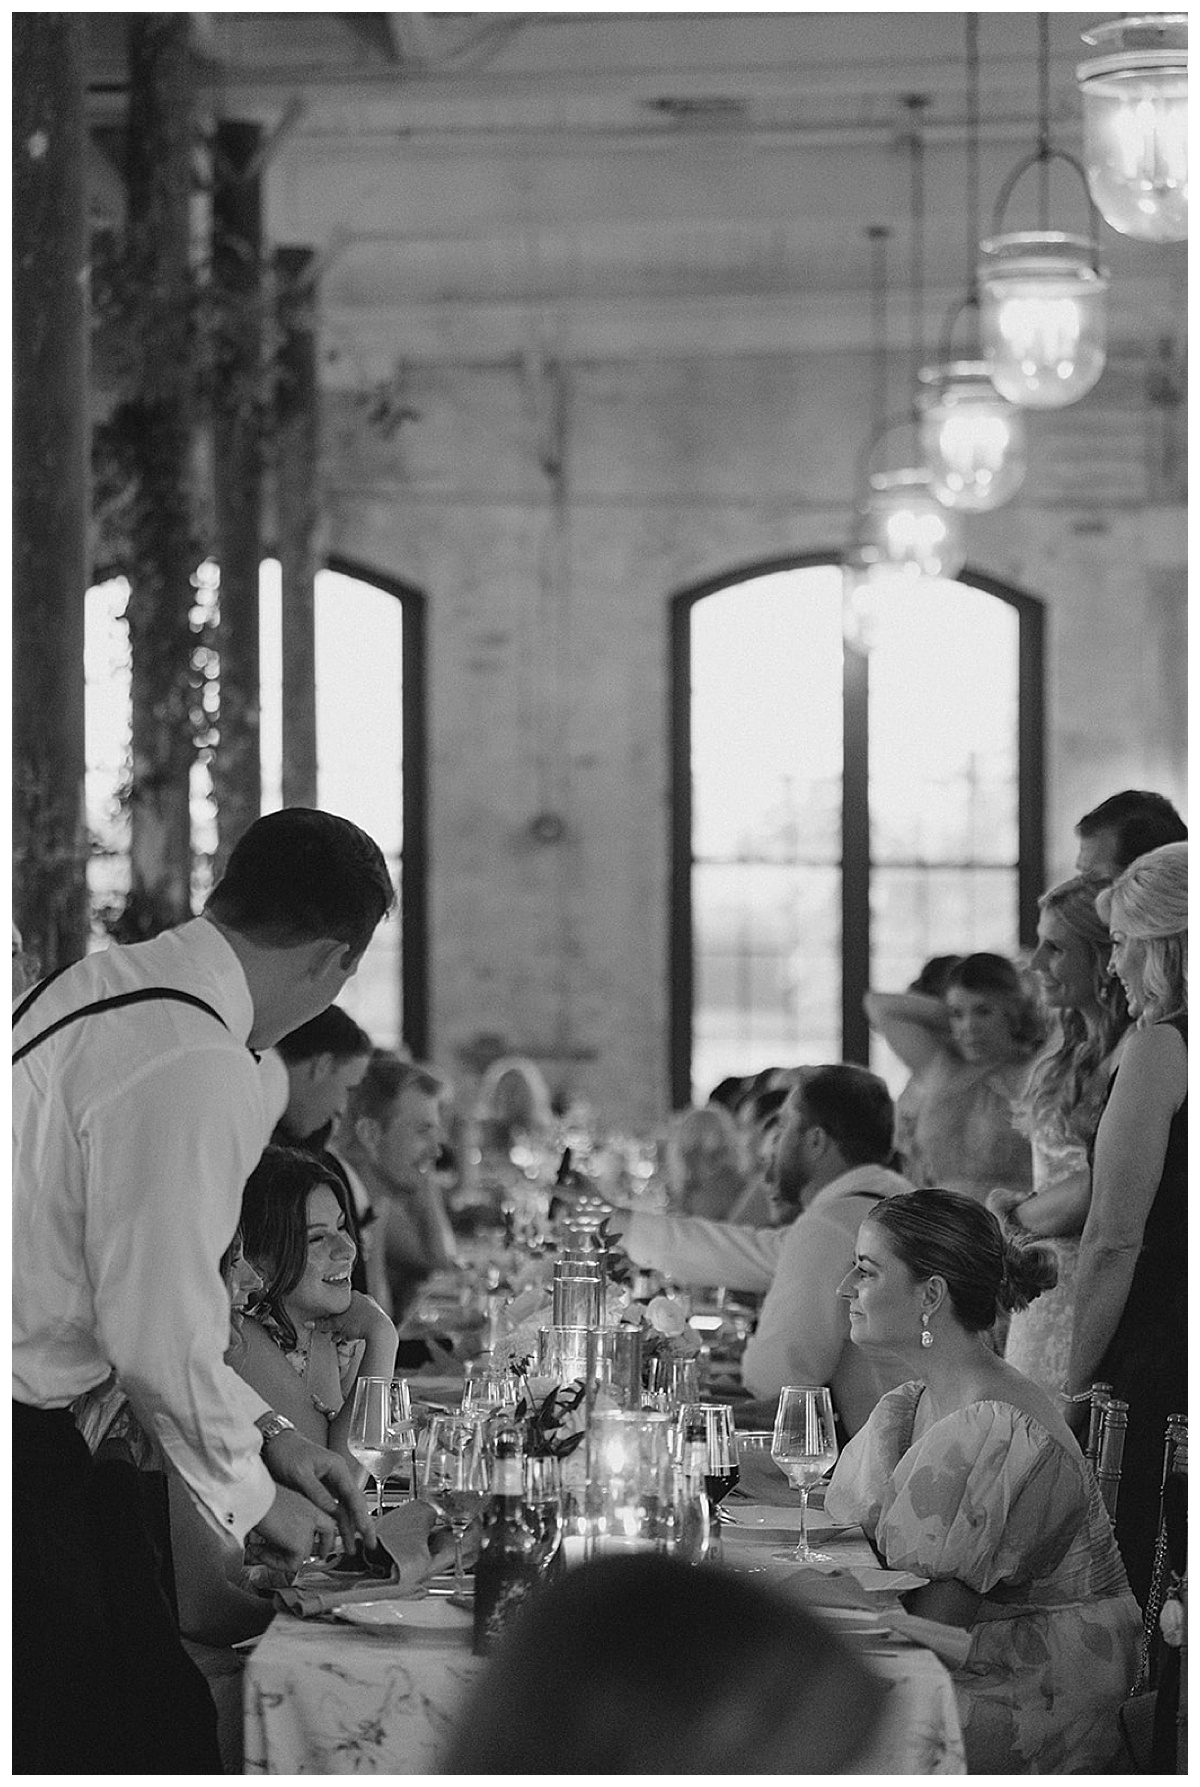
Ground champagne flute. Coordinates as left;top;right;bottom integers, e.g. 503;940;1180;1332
419;1414;489;1592
770;1386;838;1563
348;1377;413;1519
523;1455;563;1580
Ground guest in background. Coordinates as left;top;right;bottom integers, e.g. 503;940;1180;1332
727;1083;790;1224
471;1053;556;1162
1074;788;1187;882
830;1189;1139;1773
663;1102;746;1220
264;1005;376;1292
335;1054;457;1322
235;1146;397;1471
1066;842;1187;1606
442;1552;886;1773
865;952;1041;1205
605;1066;912;1437
892;955;963;1175
11;920;39;998
987;877;1129;1396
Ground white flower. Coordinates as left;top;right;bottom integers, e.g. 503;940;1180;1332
646;1295;687;1338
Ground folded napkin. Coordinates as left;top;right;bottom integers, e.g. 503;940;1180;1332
731;1447;802;1508
777;1565;972;1668
275;1501;477;1618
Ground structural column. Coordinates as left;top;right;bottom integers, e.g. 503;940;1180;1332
274;246;320;810
13;14;90;971
211;120;265;863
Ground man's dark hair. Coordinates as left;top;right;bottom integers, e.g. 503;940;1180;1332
797;1064;894;1167
275;1005;373;1064
206;808;395;956
1076;790;1187;871
347;1050;444;1126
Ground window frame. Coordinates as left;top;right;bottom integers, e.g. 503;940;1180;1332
324;554;429;1061
669;553;1044;1105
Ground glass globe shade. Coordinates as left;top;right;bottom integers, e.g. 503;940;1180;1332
917;361;1027;511
1077;15;1187;243
854;467;966;581
977;233;1109;409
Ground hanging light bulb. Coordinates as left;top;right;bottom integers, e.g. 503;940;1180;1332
980;15;1110;410
855;464;966;580
978;233;1108;406
918;361;1027;510
1077;14;1187;242
919;20;1025;511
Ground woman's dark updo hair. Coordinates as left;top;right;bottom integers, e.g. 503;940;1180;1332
869;1188;1058;1331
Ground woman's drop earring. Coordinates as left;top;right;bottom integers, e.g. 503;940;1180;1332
920;1313;933;1349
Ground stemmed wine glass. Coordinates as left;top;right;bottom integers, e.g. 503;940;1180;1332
770;1385;838;1563
419;1414;489;1592
461;1359;517;1421
347;1377;414;1520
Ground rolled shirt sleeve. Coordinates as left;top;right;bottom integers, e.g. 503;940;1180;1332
85;1044;276;1543
621;1211;784;1292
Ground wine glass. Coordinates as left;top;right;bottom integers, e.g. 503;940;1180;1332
419;1414;489;1592
676;1403;739;1517
347;1377;414;1519
523;1455;563;1580
770;1386;838;1563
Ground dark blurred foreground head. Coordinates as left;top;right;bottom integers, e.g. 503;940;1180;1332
441;1552;887;1774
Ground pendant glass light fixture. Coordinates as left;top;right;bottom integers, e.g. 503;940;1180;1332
1076;13;1187;242
851;100;964;584
919;16;1026;511
979;15;1110;409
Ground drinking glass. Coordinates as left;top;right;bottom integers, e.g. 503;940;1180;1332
523;1455;563;1578
461;1358;517;1420
646;1355;701;1415
676;1403;739;1516
418;1414;489;1591
770;1386;838;1563
347;1377;414;1519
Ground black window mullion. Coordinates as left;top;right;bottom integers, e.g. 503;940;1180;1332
841;638;871;1064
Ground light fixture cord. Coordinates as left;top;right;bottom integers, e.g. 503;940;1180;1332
907;96;927;423
965;15;980;302
868;224;889;439
1037;12;1051;229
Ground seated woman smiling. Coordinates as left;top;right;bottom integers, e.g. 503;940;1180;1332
233;1146;398;1471
826;1188;1139;1774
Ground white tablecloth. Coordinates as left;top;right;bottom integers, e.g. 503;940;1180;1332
244;1506;966;1774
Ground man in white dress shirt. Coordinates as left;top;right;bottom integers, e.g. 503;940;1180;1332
13;807;394;1773
608;1065;912;1437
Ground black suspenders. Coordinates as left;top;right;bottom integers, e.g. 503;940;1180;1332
12;969;229;1066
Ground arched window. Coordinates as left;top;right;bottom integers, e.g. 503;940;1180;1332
84;557;426;1055
670;557;1044;1104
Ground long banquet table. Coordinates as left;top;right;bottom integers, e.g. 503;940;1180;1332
243;1498;967;1774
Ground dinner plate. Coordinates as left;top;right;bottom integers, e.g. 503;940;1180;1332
332;1597;472;1633
812;1607;892;1639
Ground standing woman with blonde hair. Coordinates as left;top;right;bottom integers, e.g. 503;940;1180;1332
1065;842;1187;1606
989;876;1131;1394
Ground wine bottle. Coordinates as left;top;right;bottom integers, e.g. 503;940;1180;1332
472;1436;542;1657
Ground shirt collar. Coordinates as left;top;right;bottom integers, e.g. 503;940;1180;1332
809;1162;911;1207
172;917;256;1044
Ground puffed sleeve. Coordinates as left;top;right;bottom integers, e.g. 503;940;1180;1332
874;1403;1090;1593
826;1382;924;1536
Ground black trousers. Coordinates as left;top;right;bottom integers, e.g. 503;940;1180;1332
13;1402;222;1775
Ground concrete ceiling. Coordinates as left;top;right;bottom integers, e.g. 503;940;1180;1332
84;12;1187;380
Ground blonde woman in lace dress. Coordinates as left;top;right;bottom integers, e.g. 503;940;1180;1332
988;878;1130;1395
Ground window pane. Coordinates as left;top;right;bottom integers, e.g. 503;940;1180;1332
314;570;404;1050
84;578;132;944
692;862;840;1099
869;579;1019;864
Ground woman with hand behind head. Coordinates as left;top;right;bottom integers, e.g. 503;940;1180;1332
865;952;1042;1205
1064;842;1187;1606
828;1189;1139;1773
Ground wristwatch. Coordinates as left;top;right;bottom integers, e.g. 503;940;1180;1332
256;1411;297;1445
